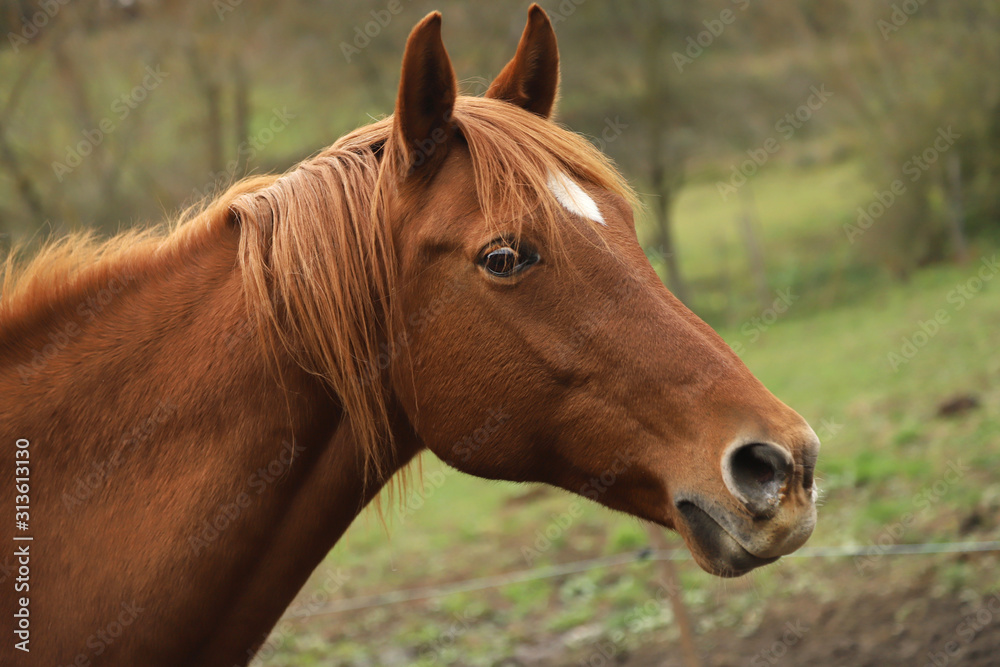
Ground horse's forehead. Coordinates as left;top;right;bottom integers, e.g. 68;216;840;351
546;171;605;225
413;150;611;233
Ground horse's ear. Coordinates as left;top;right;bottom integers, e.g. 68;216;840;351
394;11;457;174
485;4;559;118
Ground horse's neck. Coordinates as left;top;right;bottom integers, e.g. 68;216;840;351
1;227;412;666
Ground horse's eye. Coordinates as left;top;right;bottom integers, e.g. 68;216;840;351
480;245;538;278
483;248;519;276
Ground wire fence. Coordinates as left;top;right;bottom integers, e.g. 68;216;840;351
287;540;1000;620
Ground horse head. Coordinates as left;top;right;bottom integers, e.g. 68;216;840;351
383;6;819;577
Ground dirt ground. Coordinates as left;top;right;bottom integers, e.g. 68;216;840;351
614;580;1000;667
280;489;1000;667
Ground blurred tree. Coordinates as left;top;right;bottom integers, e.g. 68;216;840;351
631;0;692;305
781;0;1000;273
551;0;704;305
0;0;997;295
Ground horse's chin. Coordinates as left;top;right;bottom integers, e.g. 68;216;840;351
675;501;780;577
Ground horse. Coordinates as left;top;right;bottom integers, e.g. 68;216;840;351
0;6;819;665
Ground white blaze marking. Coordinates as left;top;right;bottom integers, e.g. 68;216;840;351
547;171;605;225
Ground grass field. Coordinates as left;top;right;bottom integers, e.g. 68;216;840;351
256;161;1000;666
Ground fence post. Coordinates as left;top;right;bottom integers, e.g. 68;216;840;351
645;524;702;667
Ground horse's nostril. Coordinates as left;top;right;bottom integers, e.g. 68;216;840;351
802;462;815;491
801;444;818;492
730;443;791;486
724;443;793;518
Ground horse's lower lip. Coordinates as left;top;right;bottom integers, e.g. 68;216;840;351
676;500;779;577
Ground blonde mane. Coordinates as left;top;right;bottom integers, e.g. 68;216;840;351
1;96;635;481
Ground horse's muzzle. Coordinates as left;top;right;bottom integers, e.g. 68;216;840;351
675;500;780;577
674;437;818;577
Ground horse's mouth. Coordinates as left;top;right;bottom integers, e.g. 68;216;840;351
675;500;779;577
